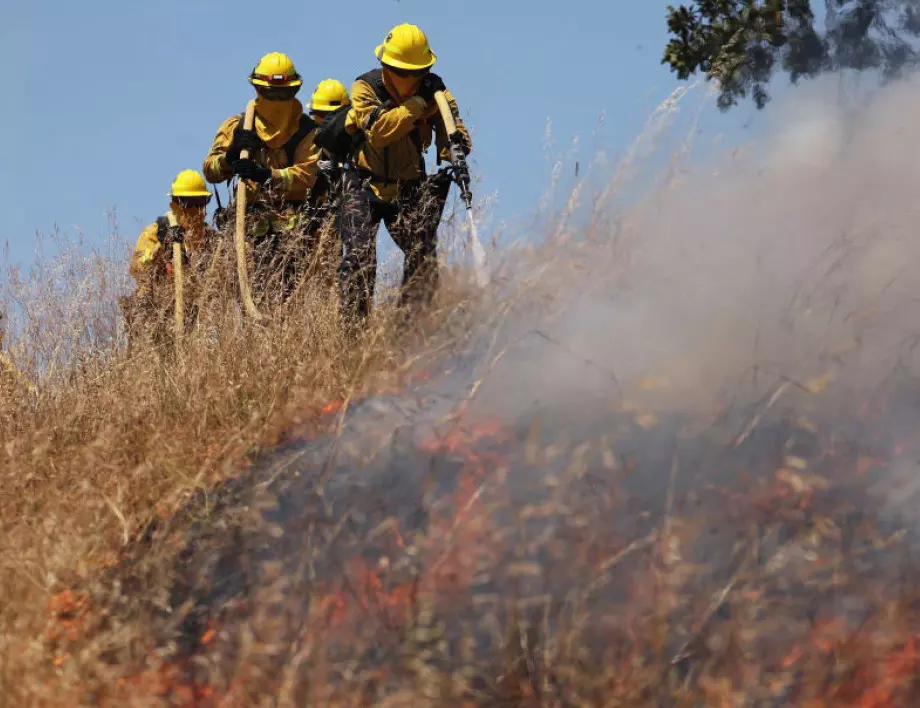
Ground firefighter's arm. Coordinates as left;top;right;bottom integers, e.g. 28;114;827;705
351;80;426;150
345;108;360;135
433;89;472;162
273;131;319;195
129;223;163;280
202;115;240;184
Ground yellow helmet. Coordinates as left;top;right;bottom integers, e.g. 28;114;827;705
169;169;212;198
249;52;303;88
375;23;437;71
308;79;351;112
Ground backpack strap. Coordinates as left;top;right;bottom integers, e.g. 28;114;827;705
155;216;171;243
231;110;315;172
357;69;392;104
356;70;393;183
282;113;317;167
356;69;396;132
354;68;433;179
314;104;362;164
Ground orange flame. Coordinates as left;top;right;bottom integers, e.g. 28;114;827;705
416;417;513;456
46;589;91;651
320;400;344;416
104;662;218;707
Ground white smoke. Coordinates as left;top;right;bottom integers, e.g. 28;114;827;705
464;71;920;425
763;78;847;173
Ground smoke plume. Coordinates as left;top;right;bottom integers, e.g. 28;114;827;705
468;72;920;428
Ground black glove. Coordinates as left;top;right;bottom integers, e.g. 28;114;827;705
430;167;455;188
231;158;272;185
226;128;262;164
416;73;447;104
449;130;471;158
160;224;182;250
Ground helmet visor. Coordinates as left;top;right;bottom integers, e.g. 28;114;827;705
174;195;211;208
257;85;300;101
384;64;430;78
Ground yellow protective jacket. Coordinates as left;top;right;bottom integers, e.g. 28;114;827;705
129;210;214;282
203;99;320;207
350;69;471;202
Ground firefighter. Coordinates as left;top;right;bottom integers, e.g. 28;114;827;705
307;78;352;202
302;79;353;291
203;52;320;302
124;169;218;344
336;23;472;327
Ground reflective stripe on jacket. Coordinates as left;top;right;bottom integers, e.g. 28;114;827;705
203;114;320;206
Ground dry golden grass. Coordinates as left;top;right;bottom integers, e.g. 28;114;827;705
0;215;495;705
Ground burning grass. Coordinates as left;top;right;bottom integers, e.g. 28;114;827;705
7;352;910;704
27;373;920;706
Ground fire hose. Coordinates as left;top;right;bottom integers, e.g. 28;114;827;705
234;100;263;321
433;91;490;288
172;241;184;341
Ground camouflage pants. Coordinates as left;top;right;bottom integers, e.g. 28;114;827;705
336;172;450;325
120;247;224;349
120;283;179;351
247;205;341;306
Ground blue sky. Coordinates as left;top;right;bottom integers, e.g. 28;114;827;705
1;0;765;269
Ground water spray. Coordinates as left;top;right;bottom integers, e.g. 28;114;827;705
434;92;490;288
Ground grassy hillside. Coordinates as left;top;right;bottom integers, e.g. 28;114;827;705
6;82;920;705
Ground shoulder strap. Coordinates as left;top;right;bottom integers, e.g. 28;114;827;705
356;69;392;106
156;216;170;242
282;113;317;167
233;112;249;138
356;68;398;134
355;69;396;110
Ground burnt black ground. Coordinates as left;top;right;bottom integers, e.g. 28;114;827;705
71;370;920;705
